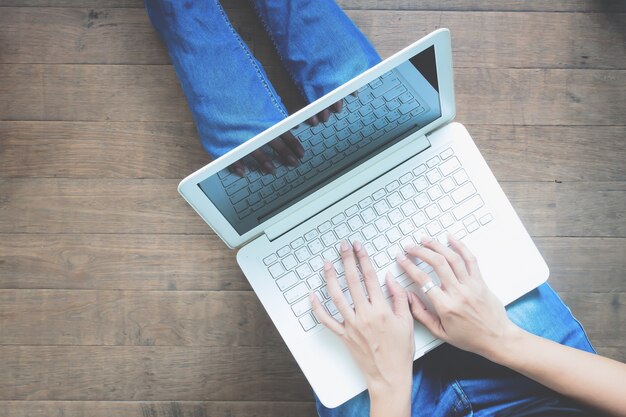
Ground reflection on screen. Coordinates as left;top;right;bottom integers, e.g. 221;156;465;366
199;46;442;234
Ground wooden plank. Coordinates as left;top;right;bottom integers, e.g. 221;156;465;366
1;65;623;124
0;290;278;346
560;292;626;347
2;123;624;181
0;401;318;417
0;234;249;291
1;0;624;12
0;179;624;236
0;346;311;401
1;9;624;69
1;235;624;292
2;286;625;347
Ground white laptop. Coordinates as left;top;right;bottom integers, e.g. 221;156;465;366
178;29;549;407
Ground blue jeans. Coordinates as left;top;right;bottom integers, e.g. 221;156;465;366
316;283;595;417
145;3;594;415
145;0;380;158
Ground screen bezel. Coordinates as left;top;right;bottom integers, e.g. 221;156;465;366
178;28;455;248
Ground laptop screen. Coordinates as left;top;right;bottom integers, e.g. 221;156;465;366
198;46;441;235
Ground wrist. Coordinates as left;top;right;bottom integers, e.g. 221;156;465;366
368;371;412;414
483;322;528;365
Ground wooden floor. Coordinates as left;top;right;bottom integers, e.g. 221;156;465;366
0;1;625;416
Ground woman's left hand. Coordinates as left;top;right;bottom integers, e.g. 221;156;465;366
311;240;414;416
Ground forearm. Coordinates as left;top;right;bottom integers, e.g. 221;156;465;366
368;375;412;417
488;325;626;416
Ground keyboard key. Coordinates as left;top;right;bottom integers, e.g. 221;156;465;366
282;255;298;270
299;313;317;331
414;194;430;208
375;216;391;232
427;156;440;168
427;185;443;201
374;252;391;268
452;195;484;220
295;247;311;263
325;299;339;315
401;201;417;216
467;221;480;233
440;148;454;159
345;205;359;217
400;235;415;250
372;235;388;251
387;243;402;260
362;224;378;240
413;164;427;176
269;262;285;278
463;215;477;227
277;246;290;257
359;196;373;208
426;220;442;236
413;176;429;192
399;219;415;234
451;182;477;203
426;168;442;184
386;180;400;192
438;195;454;212
276;272;299;291
412;212;428;227
348;232;364;245
400;184;416;199
263;254;278;266
307;274;324;289
347;216;364;231
440;213;455;228
440;157;461;175
308;238;324;255
399;172;413;184
285;282;309;304
388;208;404;224
372;188;386;200
425;204;441;219
440;177;456;193
290;237;305;249
335;223;351;238
331;213;346;225
333;260;345;275
304;229;319;241
322;247;339;262
453;169;469;185
480;213;494;225
295;263;312;279
321;230;336;246
387;192;403;207
309;256;325;272
361;207;377;223
385;226;402;242
374;200;390;215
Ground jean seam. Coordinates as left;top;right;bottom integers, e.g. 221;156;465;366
451;379;473;417
545;283;597;354
247;0;311;102
215;0;288;118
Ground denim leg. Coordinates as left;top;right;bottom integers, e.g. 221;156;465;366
145;0;288;158
248;0;382;102
315;283;595;417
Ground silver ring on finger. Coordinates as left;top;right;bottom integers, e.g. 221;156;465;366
420;280;438;294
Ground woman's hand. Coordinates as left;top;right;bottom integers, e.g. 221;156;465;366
311;240;413;417
396;235;517;360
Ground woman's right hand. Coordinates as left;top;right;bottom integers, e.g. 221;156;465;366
396;235;520;360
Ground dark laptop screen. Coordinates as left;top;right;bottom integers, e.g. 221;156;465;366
198;46;441;235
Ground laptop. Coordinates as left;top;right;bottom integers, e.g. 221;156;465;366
178;29;549;407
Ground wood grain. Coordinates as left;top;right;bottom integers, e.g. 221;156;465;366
0;289;624;348
0;401;319;417
1;9;624;69
1;179;624;236
2;123;624;181
1;235;624;292
0;346;311;401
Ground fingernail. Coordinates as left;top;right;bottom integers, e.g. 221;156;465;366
353;240;362;251
340;240;350;252
396;252;406;261
323;260;332;271
234;167;244;177
421;236;433;243
287;155;297;165
263;161;274;173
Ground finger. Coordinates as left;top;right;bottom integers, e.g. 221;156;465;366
339;240;369;310
280;131;305;158
447;234;481;277
407;242;459;292
318;109;331;123
310;293;344;335
306;115;319;126
251;149;274;174
353;241;384;305
386;272;411;318
407;292;445;339
323;260;354;320
420;237;470;284
268;137;298;166
331;100;343;113
395;251;447;309
228;161;245;177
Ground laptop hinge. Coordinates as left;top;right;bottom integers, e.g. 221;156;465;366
264;133;431;242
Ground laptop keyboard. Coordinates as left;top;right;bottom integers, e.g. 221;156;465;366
219;70;429;220
262;147;494;332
